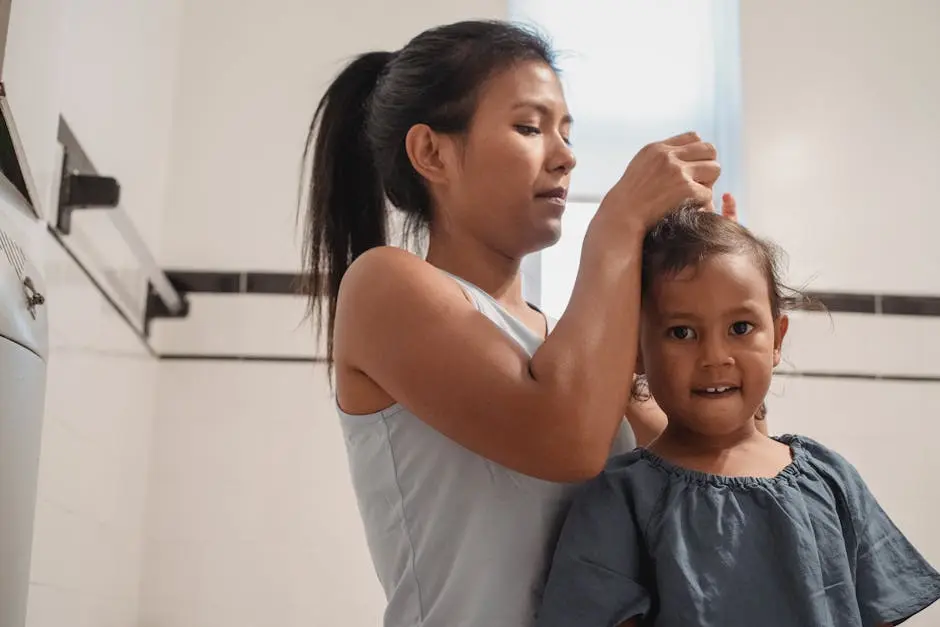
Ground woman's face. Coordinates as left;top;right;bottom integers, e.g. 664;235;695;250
435;60;577;257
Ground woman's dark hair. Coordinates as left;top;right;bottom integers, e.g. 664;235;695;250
632;203;819;420
299;20;556;365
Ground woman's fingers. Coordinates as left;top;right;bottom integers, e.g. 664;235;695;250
721;193;738;222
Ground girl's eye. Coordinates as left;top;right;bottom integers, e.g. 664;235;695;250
515;125;541;136
668;326;696;340
730;321;754;336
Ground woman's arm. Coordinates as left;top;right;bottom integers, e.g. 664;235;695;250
337;134;720;481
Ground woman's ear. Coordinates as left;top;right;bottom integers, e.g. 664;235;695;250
405;123;460;185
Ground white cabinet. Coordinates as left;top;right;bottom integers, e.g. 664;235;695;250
0;175;48;627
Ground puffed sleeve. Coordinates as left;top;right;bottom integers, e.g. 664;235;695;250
536;471;651;627
808;439;940;625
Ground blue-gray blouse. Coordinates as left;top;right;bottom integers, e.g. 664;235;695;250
537;435;940;626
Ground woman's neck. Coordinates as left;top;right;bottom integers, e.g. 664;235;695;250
425;230;527;309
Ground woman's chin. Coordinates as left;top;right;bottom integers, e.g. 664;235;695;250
536;219;563;248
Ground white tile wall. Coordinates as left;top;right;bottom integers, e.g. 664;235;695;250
780;311;940;378
26;234;157;627
142;361;384;627
4;0;185;624
54;0;185;254
150;292;321;358
161;0;507;271
740;0;940;295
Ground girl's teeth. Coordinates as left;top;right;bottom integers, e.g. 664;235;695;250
707;387;731;393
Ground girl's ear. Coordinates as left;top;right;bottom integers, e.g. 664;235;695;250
773;314;789;367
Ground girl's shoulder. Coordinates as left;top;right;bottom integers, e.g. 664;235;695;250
785;434;868;488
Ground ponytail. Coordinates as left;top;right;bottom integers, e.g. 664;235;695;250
300;51;394;366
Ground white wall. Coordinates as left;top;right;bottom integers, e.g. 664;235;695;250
26;237;158;627
2;0;184;624
143;361;379;625
740;0;940;295
144;1;507;625
161;0;505;272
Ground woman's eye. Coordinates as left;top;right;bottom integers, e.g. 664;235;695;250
668;326;696;340
730;321;754;336
515;125;541;136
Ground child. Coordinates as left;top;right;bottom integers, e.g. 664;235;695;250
535;205;940;626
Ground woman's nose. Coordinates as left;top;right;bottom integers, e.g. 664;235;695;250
548;135;576;174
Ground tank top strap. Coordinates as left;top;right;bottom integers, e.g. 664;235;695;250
439;270;548;356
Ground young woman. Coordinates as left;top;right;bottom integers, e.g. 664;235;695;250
301;19;723;627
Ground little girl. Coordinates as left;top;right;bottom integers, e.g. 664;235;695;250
535;206;940;626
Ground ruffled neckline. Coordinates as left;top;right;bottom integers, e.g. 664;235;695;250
637;434;806;490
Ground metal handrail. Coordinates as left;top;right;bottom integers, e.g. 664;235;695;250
55;117;187;321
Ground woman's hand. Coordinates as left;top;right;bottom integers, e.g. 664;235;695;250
598;132;721;231
721;192;738;222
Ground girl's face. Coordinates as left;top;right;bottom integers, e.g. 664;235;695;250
432;60;577;257
639;252;789;437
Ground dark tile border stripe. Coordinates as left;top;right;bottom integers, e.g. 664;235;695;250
164;270;940;318
167;270;242;294
806;292;877;314
165;271;301;296
776;370;940;383
882;295;940;317
160;353;324;363
155;353;940;384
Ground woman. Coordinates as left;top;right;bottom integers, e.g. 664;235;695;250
301;19;725;627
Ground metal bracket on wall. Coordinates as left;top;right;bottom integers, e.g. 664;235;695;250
56;167;121;234
54;132;190;334
143;278;189;337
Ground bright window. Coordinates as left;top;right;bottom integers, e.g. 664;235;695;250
512;0;743;317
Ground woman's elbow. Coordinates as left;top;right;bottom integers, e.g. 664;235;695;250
527;401;616;482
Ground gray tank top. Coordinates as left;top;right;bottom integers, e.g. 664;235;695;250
337;272;636;626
